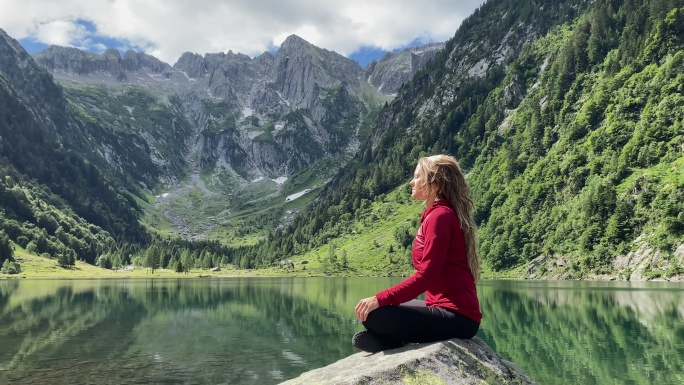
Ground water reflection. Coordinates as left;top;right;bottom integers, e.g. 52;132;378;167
476;280;684;385
0;278;682;384
0;278;373;384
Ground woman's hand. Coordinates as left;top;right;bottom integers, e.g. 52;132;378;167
355;296;379;322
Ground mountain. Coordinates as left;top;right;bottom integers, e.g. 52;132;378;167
0;29;151;268
0;27;444;269
237;0;684;280
31;35;444;182
364;43;445;95
25;33;445;243
32;46;169;81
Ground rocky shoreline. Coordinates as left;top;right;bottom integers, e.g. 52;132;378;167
524;242;684;281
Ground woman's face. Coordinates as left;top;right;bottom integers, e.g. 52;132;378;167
409;164;429;200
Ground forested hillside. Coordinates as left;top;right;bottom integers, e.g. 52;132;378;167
0;74;234;272
0;76;146;268
234;0;684;279
0;32;233;273
1;0;682;279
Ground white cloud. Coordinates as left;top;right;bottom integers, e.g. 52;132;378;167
33;19;88;47
0;0;484;64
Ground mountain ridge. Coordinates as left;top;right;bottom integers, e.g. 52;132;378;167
12;31;444;245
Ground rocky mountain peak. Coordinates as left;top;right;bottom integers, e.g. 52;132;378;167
122;50;168;73
363;42;445;95
33;46;171;81
280;34;314;51
19;32;444;189
174;51;206;78
276;34;359;73
270;34;362;107
0;30;77;142
0;28;29;58
103;48;121;59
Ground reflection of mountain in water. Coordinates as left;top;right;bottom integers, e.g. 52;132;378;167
130;281;357;384
516;280;684;323
0;278;358;385
476;280;684;385
0;282;147;374
1;279;683;385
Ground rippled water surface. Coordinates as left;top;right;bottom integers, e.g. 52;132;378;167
0;278;682;384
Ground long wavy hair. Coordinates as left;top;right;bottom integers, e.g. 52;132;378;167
417;155;480;281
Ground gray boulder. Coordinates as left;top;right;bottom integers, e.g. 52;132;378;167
280;337;536;384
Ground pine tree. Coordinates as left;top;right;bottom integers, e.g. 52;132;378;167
341;249;348;269
0;231;13;265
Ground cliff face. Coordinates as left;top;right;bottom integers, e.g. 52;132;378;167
0;30;77;141
280;337;536;385
30;34;400;181
364;43;445;95
33;46;170;81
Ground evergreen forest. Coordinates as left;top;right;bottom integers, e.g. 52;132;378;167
230;0;684;279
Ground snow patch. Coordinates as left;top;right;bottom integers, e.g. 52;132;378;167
181;71;196;81
251;177;264;183
242;107;254;117
272;176;288;184
285;189;311;202
155;193;170;198
124;105;134;114
275;91;291;107
274;124;285;131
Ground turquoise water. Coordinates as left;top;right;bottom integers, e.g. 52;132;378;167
0;278;682;384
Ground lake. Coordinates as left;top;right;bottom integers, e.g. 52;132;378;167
0;278;682;384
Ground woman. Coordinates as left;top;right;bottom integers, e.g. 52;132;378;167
352;154;482;353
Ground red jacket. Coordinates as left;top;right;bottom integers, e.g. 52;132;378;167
375;200;482;323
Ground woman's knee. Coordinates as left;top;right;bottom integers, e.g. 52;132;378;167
362;306;396;332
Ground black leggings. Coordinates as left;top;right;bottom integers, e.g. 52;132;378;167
362;300;479;345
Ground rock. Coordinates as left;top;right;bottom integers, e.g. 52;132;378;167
280;337;536;385
210;267;221;272
174;51;207;78
676;244;684;265
363;43;445;95
33;46;170;78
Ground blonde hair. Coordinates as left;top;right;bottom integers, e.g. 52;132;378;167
417;155;480;281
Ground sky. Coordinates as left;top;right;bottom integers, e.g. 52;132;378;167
1;0;485;68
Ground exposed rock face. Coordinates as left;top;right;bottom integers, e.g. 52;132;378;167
0;29;78;141
524;240;684;281
30;33;402;181
364;43;445;95
280;337;536;385
33;46;170;79
272;35;361;105
26;32;445;186
676;244;684;265
122;49;168;73
175;51;207;78
390;0;594;129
